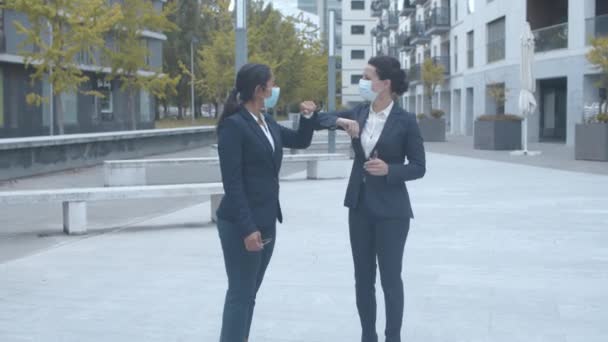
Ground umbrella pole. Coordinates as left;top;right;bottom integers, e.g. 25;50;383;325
523;117;528;153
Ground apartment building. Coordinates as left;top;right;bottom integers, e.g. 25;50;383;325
341;0;378;108
374;0;608;146
0;1;167;138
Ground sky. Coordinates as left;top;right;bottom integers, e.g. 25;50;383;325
265;0;319;26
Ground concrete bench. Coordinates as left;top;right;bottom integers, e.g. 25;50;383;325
0;183;224;235
103;153;350;187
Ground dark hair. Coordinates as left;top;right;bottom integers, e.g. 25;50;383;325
219;63;272;122
368;56;408;96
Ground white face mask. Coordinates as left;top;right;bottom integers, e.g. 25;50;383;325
358;79;378;102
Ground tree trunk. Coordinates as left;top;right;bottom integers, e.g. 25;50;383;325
56;92;64;135
128;86;137;130
195;97;202;118
213;101;219;119
177;105;184;120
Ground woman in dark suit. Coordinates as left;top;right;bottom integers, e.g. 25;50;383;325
303;56;426;342
215;63;357;342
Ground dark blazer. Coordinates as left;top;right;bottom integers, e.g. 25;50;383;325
314;103;426;218
216;109;315;237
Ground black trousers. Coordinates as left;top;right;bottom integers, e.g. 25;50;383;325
349;191;410;342
217;219;275;342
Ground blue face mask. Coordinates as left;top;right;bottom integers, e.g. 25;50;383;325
358;79;378;102
264;87;281;109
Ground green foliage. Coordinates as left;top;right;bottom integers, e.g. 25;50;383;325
104;0;179;129
421;58;445;116
2;0;122;133
477;114;522;121
193;0;331;116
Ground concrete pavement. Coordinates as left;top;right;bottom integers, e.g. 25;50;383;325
1;153;607;341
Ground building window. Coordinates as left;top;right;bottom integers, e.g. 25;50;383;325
351;0;365;10
0;68;3;127
351;25;365;35
487;17;506;63
140;90;151;121
61;91;78;125
351;49;365;60
143;39;151;66
351;74;363;84
467;30;474;68
100;90;113;113
454;35;458;72
455;0;459;22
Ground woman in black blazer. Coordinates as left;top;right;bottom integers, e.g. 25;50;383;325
215;63;357;342
303;56;426;342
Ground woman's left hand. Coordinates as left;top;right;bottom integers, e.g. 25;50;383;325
364;158;389;176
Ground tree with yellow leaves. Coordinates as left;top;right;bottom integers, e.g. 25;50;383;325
1;0;122;134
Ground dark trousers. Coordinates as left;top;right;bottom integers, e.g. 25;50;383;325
217;219;275;342
349;193;410;342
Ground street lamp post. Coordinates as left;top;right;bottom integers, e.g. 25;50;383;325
327;10;336;153
235;0;247;73
190;37;198;123
48;21;55;136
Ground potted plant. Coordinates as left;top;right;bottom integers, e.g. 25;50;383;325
474;83;523;150
419;58;447;142
576;37;608;161
417;109;446;142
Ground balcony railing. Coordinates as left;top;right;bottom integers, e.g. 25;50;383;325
487;39;505;63
401;0;416;16
425;7;450;35
398;31;413;52
409;64;422;82
388;11;399;29
585;14;608;44
411;21;430;44
389;47;400;58
533;22;568;53
371;0;390;17
432;56;450;74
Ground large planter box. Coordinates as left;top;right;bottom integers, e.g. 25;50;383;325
418;117;446;142
474;119;522;150
575;123;608;161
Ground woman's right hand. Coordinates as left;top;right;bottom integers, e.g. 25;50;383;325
244;231;264;252
300;101;317;115
337;118;360;138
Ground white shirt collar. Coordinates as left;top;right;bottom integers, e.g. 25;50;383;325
249;111;266;124
370;101;394;119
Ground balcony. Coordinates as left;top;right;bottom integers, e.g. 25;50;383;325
387;11;400;29
585;14;608;44
372;24;390;38
425;7;450;35
408;64;422;83
432;56;450;74
371;0;390;17
400;0;416;17
410;21;430;45
389;46;400;58
533;22;568;53
398;31;414;52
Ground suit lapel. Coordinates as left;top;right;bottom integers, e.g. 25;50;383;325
353;104;370;159
266;118;282;171
241;110;274;153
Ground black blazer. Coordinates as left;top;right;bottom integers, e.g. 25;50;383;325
314;103;426;218
216;109;315;237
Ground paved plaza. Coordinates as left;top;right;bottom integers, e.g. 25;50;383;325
1;152;607;341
